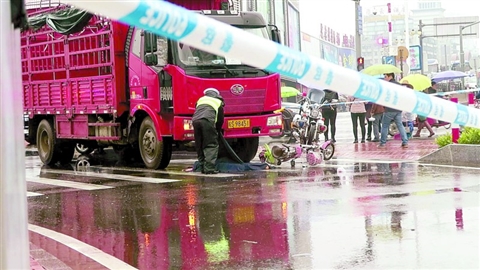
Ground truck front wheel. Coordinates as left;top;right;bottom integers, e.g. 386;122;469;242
138;117;172;169
230;137;259;162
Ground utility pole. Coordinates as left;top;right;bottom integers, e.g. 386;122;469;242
354;0;362;59
418;20;424;74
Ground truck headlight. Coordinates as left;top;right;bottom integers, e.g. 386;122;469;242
267;115;282;126
183;119;193;130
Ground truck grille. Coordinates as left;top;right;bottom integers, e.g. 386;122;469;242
222;89;266;115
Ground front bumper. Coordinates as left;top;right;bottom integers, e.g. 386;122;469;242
173;113;283;140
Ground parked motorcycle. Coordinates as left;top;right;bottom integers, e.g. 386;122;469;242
289;89;335;160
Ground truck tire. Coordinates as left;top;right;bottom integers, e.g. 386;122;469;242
36;119;59;165
138;117;172;169
230;137;259;162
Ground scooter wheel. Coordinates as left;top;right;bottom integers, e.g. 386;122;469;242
290;160;295;168
276;160;282;166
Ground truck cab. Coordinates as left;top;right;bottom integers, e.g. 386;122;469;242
126;10;283;167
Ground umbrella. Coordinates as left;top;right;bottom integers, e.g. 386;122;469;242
400;74;431;91
281;86;300;98
361;64;402;76
432;70;468;82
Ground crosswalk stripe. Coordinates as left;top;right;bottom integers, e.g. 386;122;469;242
89;166;242;178
27;177;113;191
29;224;137;270
27;192;43;197
49;170;180;184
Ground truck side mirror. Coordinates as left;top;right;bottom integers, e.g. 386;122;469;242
144;32;158;53
269;25;281;44
145;53;158;66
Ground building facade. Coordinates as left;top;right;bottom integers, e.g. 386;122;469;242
411;0;445;71
361;3;416;67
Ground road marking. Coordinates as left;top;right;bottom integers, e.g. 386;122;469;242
27;177;113;191
27;192;43;197
49;170;180;184
333;158;414;164
419;163;480;170
89;166;241;178
28;224;137;270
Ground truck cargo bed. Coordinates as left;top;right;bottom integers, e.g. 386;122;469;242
22;7;127;117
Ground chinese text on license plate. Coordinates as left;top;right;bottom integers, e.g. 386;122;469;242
228;119;250;129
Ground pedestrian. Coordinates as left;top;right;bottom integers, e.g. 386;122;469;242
425;81;438;94
347;96;366;143
401;83;416;139
402;111;415;139
321;89;339;142
370;102;384;142
192;88;225;174
413;116;435;137
379;73;409;148
365;102;373;141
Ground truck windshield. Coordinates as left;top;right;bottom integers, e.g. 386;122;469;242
175;27;269;67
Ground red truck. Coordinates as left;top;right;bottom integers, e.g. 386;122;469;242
22;0;283;169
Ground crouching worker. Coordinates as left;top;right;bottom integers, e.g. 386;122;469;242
192;88;225;174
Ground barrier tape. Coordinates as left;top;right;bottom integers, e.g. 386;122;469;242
432;88;479;96
60;0;480;128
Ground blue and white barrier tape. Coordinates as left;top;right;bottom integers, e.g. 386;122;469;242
433;88;479;96
60;0;480;128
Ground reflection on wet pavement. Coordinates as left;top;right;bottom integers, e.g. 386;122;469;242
26;156;479;269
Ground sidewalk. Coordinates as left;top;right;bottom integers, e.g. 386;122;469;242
30;257;46;270
30;243;72;270
334;136;439;161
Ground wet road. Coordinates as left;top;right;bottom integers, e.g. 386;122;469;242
26;149;479;269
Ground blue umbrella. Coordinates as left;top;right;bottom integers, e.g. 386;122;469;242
432;70;468;82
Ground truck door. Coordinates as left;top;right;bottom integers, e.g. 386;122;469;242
128;28;144;102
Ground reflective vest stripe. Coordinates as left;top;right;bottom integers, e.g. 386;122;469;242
196;96;222;122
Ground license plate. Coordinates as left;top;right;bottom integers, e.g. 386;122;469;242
228;119;250;129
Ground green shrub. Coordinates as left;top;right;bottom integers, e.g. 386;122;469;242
458;127;480;144
435;127;480;148
435;133;452;148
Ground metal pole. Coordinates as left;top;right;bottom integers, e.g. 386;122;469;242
460;25;465;87
0;1;30;269
474;58;478;82
404;0;410;70
418;20;424;74
387;3;392;48
444;44;448;70
354;0;362;58
400;49;404;77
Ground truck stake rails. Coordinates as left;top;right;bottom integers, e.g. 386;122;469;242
22;0;283;169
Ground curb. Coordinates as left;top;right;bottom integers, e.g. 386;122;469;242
419;144;480;166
